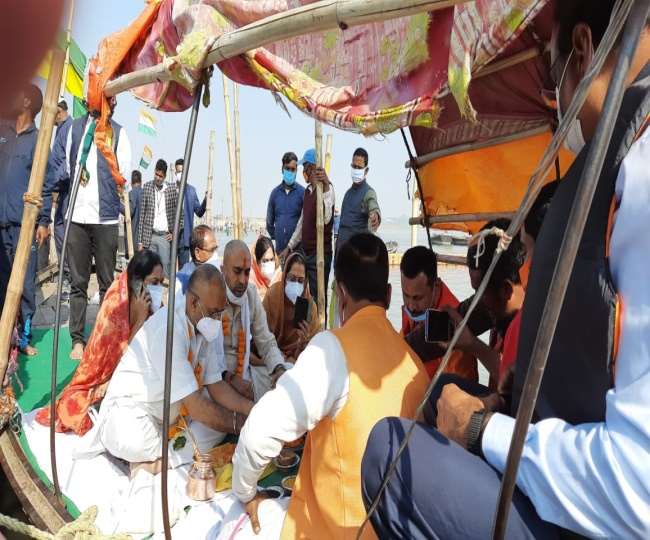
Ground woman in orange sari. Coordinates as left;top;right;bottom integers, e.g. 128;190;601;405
262;252;320;362
36;250;163;435
250;236;281;301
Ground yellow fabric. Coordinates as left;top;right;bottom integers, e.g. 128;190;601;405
281;306;429;540
214;461;276;492
36;52;84;99
418;131;575;234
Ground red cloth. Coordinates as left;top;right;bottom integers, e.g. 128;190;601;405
36;272;131;435
500;310;522;381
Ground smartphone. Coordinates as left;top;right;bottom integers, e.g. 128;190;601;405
293;296;311;328
425;309;453;343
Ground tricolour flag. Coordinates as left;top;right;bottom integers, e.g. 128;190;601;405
138;109;157;137
139;145;153;169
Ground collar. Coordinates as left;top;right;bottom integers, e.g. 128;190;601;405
11;122;36;136
351;180;367;189
281;182;295;191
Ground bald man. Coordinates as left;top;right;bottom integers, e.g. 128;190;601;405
88;265;254;474
220;240;290;401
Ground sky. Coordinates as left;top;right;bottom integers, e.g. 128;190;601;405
53;0;418;221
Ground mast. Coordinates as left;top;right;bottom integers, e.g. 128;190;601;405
314;121;325;328
206;129;216;227
222;75;240;239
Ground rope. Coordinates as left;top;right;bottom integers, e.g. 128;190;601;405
0;506;132;540
469;227;512;267
22;193;44;209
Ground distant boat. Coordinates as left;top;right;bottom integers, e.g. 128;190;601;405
386;241;398;254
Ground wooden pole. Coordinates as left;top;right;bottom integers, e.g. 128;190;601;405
222;75;240;239
0;47;66;387
122;188;134;258
324;134;333;174
59;0;75;98
105;0;471;97
409;212;516;226
233;83;244;237
206;130;216;227
315;122;325;328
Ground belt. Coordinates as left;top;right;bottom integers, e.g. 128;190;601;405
153;230;168;236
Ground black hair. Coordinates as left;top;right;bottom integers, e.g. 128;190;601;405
175;158;184;168
467;219;526;290
400;246;438;286
555;0;620;57
524;181;559;241
353;147;369;167
282;152;298;166
24;84;43;117
254;236;275;263
190;225;214;263
155;159;167;173
57;100;68;111
126;249;163;299
285;252;306;275
131;170;142;185
335;233;389;303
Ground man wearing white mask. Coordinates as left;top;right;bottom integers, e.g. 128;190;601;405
335;147;380;254
220;240;291;401
175;158;207;268
95;264;253;475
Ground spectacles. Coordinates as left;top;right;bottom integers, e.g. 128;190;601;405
190;289;224;320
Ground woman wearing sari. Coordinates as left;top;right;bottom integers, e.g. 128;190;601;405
250;236;281;301
262;252;320;363
36;250;164;435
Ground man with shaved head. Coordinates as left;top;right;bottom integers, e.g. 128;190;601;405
220;239;290;400
90;264;254;474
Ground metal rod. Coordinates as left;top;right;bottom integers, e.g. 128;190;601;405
50;156;84;499
357;1;633;535
400;128;433;250
492;1;649;537
410;212;516;226
160;83;204;540
406;125;550;169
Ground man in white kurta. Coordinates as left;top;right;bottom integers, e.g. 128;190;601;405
96;265;254;470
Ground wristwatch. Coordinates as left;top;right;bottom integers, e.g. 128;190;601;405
466;410;492;457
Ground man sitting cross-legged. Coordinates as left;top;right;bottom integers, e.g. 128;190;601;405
92;264;254;475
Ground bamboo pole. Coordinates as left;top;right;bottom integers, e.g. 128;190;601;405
315;122;325;328
206;130;216;227
59;0;75;98
409;212;516;226
122;188;134;258
233;83;244;237
104;0;470;97
222;75;240;239
0;48;66;389
324;134;333;174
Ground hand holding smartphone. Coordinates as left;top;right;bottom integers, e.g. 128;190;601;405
424;309;454;343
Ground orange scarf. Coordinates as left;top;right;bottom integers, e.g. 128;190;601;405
222;314;246;376
36;272;131;435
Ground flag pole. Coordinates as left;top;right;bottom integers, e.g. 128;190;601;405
206;130;216;227
233;84;244;237
59;0;75;99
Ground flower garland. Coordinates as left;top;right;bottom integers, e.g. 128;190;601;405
222;313;246;377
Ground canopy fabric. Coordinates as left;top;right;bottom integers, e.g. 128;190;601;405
416;130;574;234
99;0;550;136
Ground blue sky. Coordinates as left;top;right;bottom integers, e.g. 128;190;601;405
56;0;416;220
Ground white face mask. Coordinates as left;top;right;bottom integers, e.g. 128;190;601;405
351;167;366;184
261;261;276;281
285;281;304;304
147;284;164;312
197;317;222;342
555;49;587;155
226;285;246;306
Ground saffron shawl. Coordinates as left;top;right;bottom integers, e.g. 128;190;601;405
36;272;131;435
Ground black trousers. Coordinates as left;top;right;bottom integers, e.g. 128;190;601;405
304;251;332;323
67;222;118;346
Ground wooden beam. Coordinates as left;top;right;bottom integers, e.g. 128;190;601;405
104;0;470;97
410;212;515;226
405;125;550;169
473;47;540;80
315;122;325;328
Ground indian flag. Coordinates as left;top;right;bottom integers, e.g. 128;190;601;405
138;109;157;137
139;145;153;170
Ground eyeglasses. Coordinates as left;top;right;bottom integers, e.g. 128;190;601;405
190;289;224;320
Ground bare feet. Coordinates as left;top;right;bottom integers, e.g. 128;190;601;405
130;458;163;479
70;343;84;360
20;345;38;357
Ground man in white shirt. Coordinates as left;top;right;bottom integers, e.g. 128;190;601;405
361;3;650;538
61;100;132;360
280;149;335;320
137;159;182;278
219;240;291;401
96;264;254;475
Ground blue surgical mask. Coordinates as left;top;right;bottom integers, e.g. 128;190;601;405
403;306;426;323
283;169;297;186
